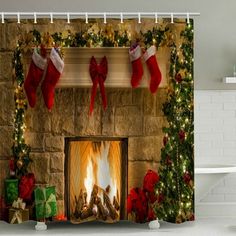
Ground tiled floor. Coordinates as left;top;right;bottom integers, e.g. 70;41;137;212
0;218;236;236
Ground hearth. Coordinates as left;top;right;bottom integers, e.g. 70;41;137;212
65;137;128;223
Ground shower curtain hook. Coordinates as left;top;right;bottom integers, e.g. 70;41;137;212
34;12;37;24
1;12;4;24
155;13;158;24
171;13;174;23
138;12;141;23
85;12;88;24
120;12;123;24
187;12;190;24
104;12;107;24
17;12;20;24
50;12;53;23
67;13;70;24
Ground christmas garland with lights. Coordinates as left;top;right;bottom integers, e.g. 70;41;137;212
154;21;194;223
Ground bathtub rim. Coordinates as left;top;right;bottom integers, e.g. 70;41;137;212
195;164;236;174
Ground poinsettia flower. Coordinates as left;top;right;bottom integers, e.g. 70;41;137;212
147;208;155;221
143;170;160;193
127;194;132;214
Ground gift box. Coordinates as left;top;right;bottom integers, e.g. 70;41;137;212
9;198;29;224
34;186;57;220
5;179;19;205
9;208;29;224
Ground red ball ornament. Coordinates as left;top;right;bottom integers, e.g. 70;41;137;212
178;130;185;142
163;136;168;146
175;72;182;83
157;193;164;203
183;172;191;184
143;170;160;193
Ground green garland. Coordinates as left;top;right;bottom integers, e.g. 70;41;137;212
155;20;194;223
12;43;31;178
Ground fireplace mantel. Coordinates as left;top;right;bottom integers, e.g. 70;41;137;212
26;47;168;88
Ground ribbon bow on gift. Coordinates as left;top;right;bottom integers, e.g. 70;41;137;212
89;56;108;115
10;198;26;224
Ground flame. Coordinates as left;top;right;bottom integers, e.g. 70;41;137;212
84;157;94;203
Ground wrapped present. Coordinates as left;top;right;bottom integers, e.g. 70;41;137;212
34;186;57;220
5;179;19;205
9;208;29;224
9;198;29;224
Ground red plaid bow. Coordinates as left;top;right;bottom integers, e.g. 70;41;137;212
89;56;108;115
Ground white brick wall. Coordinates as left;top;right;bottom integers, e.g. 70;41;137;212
195;90;236;207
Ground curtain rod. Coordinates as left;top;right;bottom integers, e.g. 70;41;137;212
1;12;200;24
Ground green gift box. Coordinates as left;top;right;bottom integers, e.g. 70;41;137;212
5;179;19;205
34;186;57;220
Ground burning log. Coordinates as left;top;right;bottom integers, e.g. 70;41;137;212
81;184;98;220
103;189;118;220
113;196;120;211
96;197;108;220
74;190;84;218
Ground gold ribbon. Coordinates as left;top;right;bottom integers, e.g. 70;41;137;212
10;210;22;224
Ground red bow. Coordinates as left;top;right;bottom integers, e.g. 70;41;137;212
89;56;108;115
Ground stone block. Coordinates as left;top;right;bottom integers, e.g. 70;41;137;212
156;88;168;116
51;89;75;135
115;106;143;136
50;152;64;173
0;83;14;125
45;135;64;152
28;153;50;184
49;173;64;200
0;126;14;157
106;89;132;106
0;160;9;195
132;88;144;105
56;200;65;215
0;52;13;81
128;161;159;191
143;90;156;116
0;24;6;50
128;136;162;162
75;88;92;106
101;107;115;136
75;106;101;136
144;116;166;136
24;132;44;151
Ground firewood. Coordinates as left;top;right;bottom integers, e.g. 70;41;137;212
103;190;118;220
80;207;93;219
74;190;84;218
113;196;120;211
96;197;107;220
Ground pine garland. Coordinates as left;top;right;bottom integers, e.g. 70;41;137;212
154;20;194;223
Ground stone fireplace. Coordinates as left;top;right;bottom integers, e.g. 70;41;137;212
23;87;167;216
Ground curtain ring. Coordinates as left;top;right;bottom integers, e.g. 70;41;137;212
155;13;158;24
85;12;88;24
120;12;123;24
34;12;37;24
171;13;174;23
1;12;4;24
17;12;20;24
138;12;141;24
67;13;70;24
187;13;190;24
50;12;53;23
104;12;107;24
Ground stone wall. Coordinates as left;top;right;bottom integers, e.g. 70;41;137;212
0;19;168;216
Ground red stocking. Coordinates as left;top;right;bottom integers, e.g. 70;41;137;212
41;48;64;110
129;45;143;88
24;48;47;107
143;46;162;94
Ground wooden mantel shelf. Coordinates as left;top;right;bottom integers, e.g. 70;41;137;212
26;47;168;88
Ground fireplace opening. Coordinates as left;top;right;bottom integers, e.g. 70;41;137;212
65;137;128;223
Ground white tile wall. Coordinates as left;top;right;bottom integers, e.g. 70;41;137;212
195;90;236;207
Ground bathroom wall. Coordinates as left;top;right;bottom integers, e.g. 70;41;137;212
195;90;236;217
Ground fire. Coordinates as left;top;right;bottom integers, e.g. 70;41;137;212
83;142;119;205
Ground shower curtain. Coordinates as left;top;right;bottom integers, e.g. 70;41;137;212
0;17;194;225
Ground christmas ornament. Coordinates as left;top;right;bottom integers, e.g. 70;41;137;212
183;172;191;185
89;56;108;115
41;48;64;110
175;72;182;83
163;136;168;146
178;130;185;142
24;47;47;108
16;159;23;169
143;169;160;193
19;173;35;202
143;45;162;93
129;45;143;88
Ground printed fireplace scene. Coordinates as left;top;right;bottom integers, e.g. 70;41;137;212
65;138;128;223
